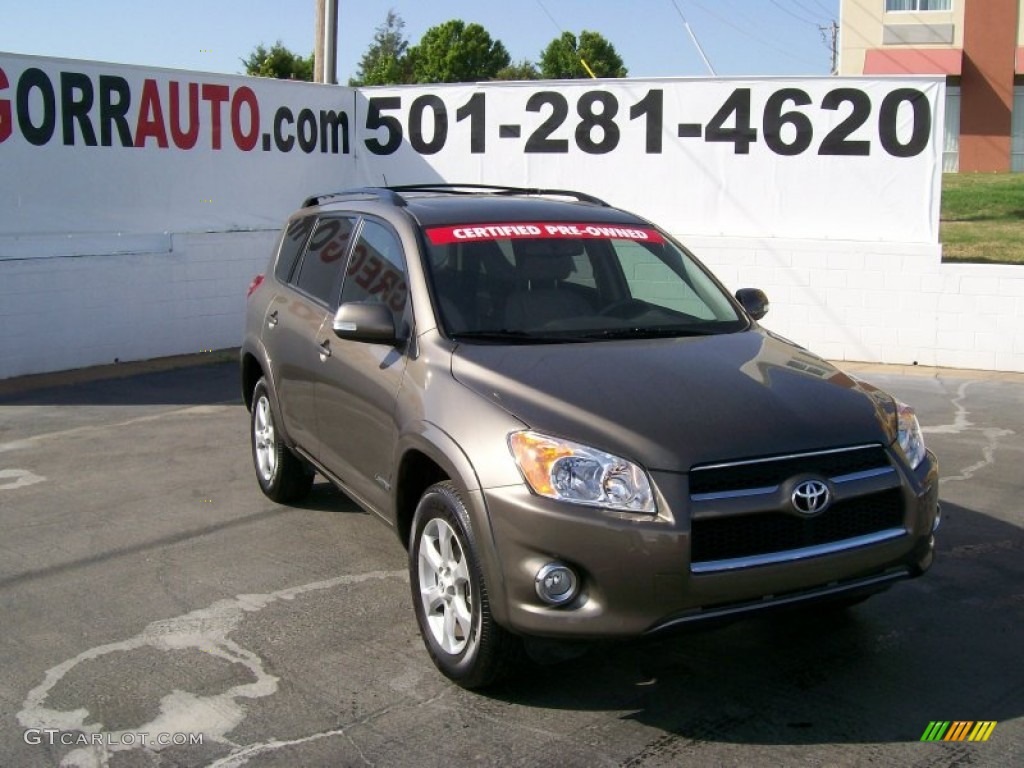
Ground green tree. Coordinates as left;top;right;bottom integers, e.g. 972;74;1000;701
494;60;540;81
242;41;313;81
539;30;627;79
350;9;412;86
408;20;511;83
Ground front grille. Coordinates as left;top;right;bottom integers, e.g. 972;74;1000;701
689;444;890;496
691;488;904;564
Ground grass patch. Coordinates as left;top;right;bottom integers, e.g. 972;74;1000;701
941;173;1024;264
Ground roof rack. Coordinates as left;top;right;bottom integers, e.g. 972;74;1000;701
301;188;407;209
388;184;610;207
301;184;609;209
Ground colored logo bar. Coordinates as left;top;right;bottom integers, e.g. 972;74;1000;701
920;721;997;742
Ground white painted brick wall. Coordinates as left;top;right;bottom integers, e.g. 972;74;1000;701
0;231;276;379
1;231;1022;379
684;235;1024;374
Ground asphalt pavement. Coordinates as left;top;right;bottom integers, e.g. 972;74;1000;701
1;357;1021;767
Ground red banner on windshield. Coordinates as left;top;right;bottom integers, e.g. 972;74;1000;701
425;222;665;245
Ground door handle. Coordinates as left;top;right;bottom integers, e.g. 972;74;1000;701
267;310;279;328
318;339;331;359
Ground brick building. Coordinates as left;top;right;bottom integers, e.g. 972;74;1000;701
839;0;1023;171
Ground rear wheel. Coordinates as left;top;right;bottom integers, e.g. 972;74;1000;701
410;481;520;688
250;377;313;502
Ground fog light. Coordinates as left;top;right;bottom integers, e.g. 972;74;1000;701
535;563;579;606
932;503;942;533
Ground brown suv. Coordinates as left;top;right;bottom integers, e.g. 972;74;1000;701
241;185;939;688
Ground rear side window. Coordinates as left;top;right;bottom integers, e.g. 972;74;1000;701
275;216;314;281
340;219;408;324
293;217;357;305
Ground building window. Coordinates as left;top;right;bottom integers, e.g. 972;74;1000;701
885;0;952;11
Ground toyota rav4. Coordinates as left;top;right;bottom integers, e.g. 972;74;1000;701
240;184;939;688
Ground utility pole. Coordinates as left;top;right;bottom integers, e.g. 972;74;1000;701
819;20;839;75
314;0;324;83
313;0;339;83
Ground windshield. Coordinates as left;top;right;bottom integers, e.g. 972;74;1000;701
423;221;746;342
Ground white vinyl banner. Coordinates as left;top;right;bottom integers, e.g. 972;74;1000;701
0;52;943;246
351;78;944;243
0;53;358;236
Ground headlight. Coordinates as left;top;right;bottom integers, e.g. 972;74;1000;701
897;401;926;470
508;431;656;513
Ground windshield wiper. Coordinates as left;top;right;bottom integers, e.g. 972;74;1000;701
452;327;719;344
450;330;571;344
577;326;720;340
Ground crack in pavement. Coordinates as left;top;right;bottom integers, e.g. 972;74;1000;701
922;381;1014;485
17;569;406;768
206;704;396;768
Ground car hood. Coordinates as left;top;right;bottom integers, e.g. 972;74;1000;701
450;330;897;472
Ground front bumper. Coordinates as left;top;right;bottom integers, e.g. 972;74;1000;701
481;450;939;639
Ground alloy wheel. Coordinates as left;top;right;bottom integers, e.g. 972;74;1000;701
417;517;474;655
253;394;277;483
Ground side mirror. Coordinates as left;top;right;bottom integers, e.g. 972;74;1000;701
735;288;769;321
332;302;399;344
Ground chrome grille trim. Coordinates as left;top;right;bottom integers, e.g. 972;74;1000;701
691;443;884;473
832;466;897;484
690;528;906;574
690;485;778;502
688;443;892;498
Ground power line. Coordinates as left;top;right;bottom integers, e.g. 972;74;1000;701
769;0;820;27
686;0;821;69
810;0;837;17
669;0;716;76
534;0;564;34
792;0;831;23
535;0;598;79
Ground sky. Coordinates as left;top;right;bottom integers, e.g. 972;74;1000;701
0;0;841;81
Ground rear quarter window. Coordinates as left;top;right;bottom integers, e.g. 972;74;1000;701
293;217;357;305
275;216;315;282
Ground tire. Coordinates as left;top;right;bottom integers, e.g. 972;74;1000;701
250;377;314;503
409;481;521;689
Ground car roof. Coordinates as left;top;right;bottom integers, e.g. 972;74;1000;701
400;194;647;228
305;186;650;229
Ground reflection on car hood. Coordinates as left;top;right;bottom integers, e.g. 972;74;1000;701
450;330;897;471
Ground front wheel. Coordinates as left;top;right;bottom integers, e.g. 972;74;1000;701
409;481;520;688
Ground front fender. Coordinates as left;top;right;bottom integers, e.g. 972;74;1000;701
395;424;517;629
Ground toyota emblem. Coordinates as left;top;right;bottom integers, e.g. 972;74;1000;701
792;479;830;515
